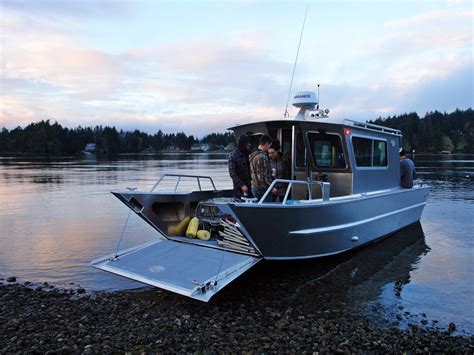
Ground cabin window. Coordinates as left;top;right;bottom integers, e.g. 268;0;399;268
352;137;388;167
307;133;346;169
295;131;307;167
281;128;292;155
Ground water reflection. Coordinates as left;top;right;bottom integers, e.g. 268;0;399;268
226;222;429;306
343;223;429;304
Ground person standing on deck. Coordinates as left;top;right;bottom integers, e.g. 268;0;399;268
400;148;416;188
228;135;252;198
249;135;278;201
268;140;291;202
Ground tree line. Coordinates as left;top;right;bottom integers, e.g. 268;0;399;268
0;120;235;155
0;108;472;155
369;108;473;153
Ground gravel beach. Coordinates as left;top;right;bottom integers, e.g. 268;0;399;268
1;270;472;353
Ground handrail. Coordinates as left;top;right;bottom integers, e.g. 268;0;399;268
258;179;330;204
150;173;217;193
343;119;402;136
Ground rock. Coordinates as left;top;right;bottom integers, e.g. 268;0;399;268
77;288;86;294
448;322;456;332
7;276;16;283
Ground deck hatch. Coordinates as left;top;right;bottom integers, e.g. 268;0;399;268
91;239;261;302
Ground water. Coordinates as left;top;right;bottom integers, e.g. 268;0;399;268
0;153;472;333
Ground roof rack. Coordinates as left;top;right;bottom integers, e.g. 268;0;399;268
343;119;402;136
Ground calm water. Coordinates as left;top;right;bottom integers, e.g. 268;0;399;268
0;153;473;333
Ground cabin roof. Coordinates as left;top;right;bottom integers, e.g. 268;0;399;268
228;117;402;136
227;117;342;130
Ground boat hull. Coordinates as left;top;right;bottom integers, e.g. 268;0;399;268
222;186;429;259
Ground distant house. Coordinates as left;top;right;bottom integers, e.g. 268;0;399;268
191;143;210;152
141;146;156;154
84;143;97;153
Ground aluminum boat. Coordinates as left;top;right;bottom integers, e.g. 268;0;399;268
91;91;430;301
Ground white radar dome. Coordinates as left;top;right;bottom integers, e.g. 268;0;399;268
292;91;317;109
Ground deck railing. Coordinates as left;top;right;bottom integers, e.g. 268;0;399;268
150;173;217;193
256;179;331;205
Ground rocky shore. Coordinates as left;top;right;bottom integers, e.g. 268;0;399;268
1;276;472;354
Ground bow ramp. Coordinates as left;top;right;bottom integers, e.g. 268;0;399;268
91;239;261;302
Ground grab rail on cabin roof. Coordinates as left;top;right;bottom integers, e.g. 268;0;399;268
343;119;402;136
258;179;330;205
150;173;217;193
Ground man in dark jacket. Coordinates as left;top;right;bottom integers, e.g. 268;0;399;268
228;135;252;197
400;148;416;188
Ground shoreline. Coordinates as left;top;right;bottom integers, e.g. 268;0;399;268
1;280;472;353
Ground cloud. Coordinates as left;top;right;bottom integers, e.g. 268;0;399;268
1;2;472;137
402;61;473;114
320;60;473;122
1;0;130;19
385;8;471;28
1;6;124;93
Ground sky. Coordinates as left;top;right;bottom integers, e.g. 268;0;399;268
0;0;472;137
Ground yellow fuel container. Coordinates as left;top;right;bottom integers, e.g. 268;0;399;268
186;217;199;238
197;230;211;241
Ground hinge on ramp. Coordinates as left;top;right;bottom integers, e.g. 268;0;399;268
192;279;218;294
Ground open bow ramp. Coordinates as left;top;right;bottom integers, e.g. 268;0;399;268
91;239;261;302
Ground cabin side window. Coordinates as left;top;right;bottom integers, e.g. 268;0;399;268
352;136;388;167
307;132;346;169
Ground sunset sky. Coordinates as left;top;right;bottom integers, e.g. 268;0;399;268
1;0;472;137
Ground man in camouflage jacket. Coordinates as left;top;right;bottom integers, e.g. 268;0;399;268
249;135;278;201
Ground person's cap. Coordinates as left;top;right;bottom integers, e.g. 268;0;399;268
238;135;251;151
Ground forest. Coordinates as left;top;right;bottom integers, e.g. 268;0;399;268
0;121;234;155
370;108;473;153
0;108;472;155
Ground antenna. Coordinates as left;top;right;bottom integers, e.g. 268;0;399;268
317;84;320;109
284;4;309;118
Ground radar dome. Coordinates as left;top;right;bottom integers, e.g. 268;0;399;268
292;91;317;109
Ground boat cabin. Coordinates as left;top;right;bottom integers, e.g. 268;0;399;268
229;116;402;199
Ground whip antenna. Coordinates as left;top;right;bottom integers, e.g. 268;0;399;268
284;4;309;118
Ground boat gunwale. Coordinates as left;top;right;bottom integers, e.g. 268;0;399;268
212;185;430;209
